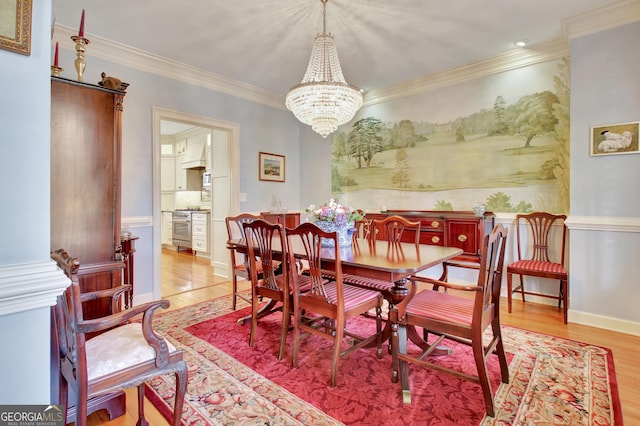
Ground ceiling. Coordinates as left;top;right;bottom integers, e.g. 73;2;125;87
52;0;625;97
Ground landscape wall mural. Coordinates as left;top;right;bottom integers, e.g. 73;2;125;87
331;58;570;214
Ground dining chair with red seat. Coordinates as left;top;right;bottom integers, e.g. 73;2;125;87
390;224;509;417
506;212;568;323
243;219;306;360
285;222;384;387
226;213;281;310
345;215;421;303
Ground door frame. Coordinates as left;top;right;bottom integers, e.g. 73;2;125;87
152;107;240;300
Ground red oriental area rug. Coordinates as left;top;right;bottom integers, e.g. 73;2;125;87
148;296;622;425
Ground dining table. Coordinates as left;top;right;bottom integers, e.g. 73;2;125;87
227;235;463;351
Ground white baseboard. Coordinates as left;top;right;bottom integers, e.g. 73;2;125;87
132;291;155;305
568;309;640;337
212;261;230;279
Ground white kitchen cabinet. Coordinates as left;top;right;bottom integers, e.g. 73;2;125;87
175;138;187;155
174;154;186;190
192;212;209;255
174;154;203;191
162;212;173;246
161;156;175;191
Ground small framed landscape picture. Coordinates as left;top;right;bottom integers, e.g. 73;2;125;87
259;152;285;182
590;121;640;156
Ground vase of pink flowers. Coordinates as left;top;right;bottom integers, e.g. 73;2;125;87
306;199;364;247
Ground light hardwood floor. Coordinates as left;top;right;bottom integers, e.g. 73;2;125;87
84;249;640;425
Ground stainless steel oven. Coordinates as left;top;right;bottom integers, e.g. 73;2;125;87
172;211;192;249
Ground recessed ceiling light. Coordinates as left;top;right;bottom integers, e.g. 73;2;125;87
514;40;529;48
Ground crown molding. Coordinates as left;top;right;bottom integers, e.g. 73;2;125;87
562;0;640;40
54;25;286;110
363;38;568;106
53;0;639;113
0;260;70;317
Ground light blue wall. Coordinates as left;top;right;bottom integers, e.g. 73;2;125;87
0;2;51;265
0;1;54;403
299;125;333;209
570;22;640;217
569;22;640;323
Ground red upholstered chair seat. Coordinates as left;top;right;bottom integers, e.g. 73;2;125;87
406;289;473;326
324;283;383;310
343;275;395;293
507;260;566;275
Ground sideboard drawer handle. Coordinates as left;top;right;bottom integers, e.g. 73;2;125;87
430;221;440;228
431;236;440;244
458;234;467;242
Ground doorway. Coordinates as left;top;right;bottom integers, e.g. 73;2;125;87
152;108;240;301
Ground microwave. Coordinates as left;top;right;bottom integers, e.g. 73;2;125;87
202;171;212;187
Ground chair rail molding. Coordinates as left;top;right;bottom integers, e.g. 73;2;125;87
122;215;153;229
0;261;70;316
565;215;640;233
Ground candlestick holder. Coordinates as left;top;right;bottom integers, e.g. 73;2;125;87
70;35;91;82
50;65;64;77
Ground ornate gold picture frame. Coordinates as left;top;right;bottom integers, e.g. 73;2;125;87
0;0;32;55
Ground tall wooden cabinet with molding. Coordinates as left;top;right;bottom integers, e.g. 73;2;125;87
50;76;129;422
51;76;128;315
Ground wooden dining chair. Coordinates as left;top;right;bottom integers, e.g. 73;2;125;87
242;219;296;360
506;212;569;323
390;224;509;417
352;216;374;245
226;213;280;310
285;222;384;387
51;249;187;426
345;215;421;304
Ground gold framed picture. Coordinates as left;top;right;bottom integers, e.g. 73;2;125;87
0;0;33;55
259;152;285;182
590;121;640;156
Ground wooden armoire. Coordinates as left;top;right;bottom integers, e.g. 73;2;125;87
50;76;129;422
51;76;127;318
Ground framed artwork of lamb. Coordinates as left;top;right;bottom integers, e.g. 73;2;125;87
590;121;639;156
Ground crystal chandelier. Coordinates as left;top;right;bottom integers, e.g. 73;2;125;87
285;0;363;138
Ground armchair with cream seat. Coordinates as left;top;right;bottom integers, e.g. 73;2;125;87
51;249;187;426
